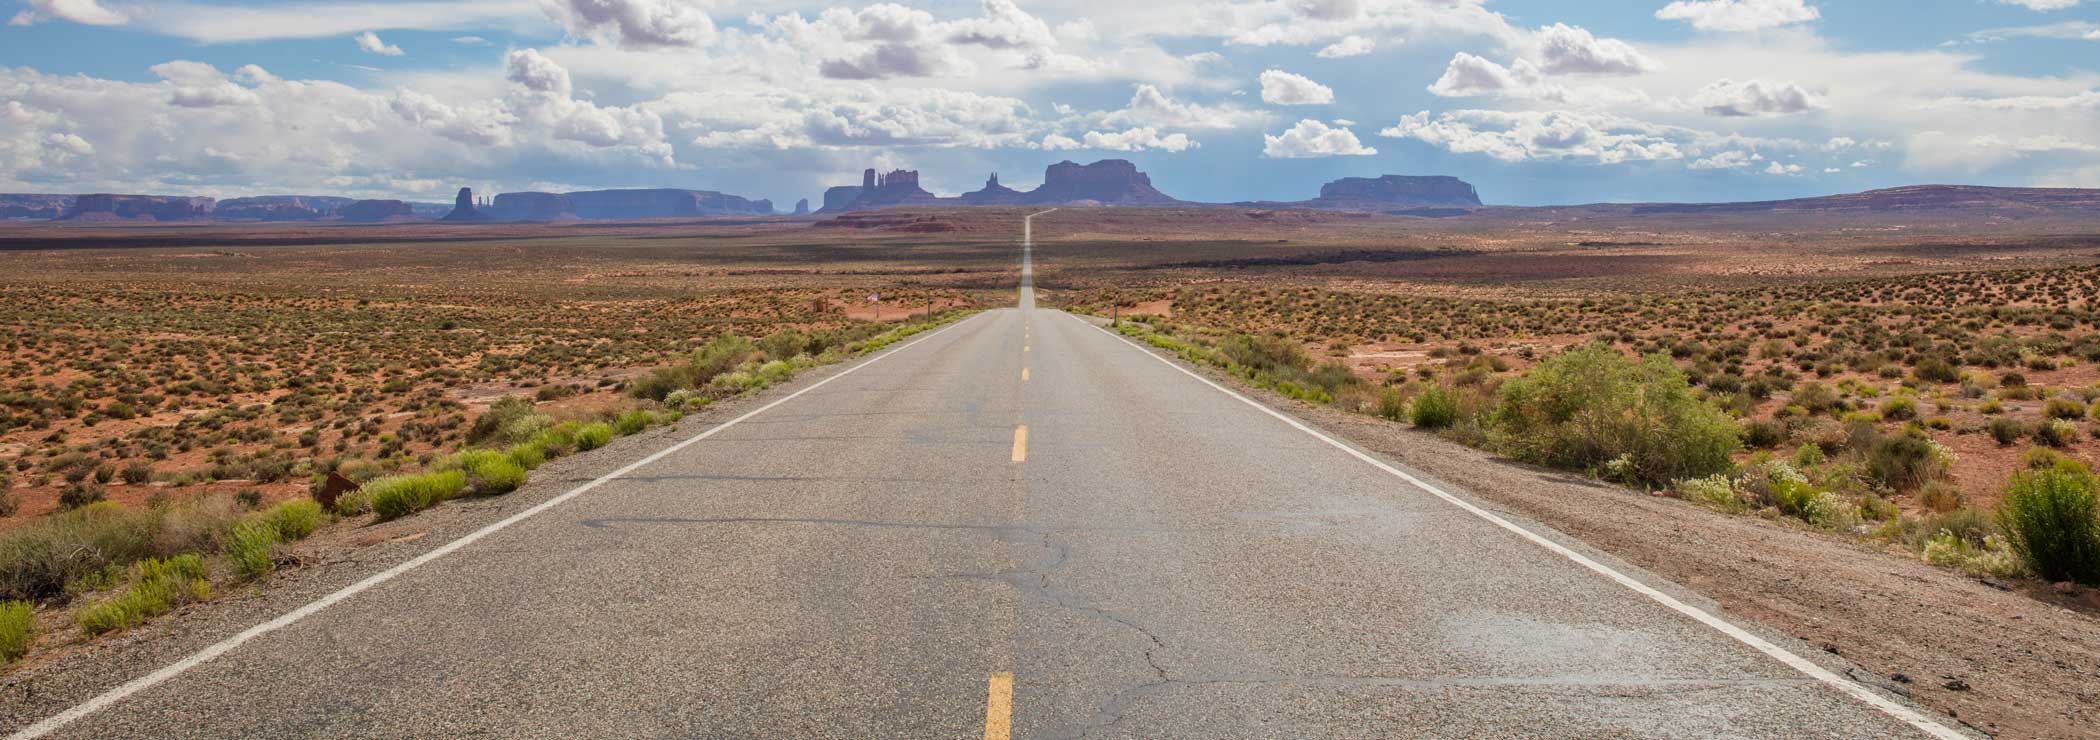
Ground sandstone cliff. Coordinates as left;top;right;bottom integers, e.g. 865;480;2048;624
0;194;75;220
336;199;416;223
60;194;216;221
565;189;773;219
1024;160;1180;206
217;196;354;221
960;173;1026;206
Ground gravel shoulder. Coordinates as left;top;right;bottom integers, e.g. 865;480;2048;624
1104;320;2099;740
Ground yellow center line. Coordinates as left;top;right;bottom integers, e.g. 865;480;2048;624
1011;425;1028;463
1021;367;1030;382
983;672;1014;740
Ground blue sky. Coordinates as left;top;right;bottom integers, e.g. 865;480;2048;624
3;0;2097;207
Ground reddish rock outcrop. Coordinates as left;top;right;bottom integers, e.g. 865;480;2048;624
0;194;75;220
217;196;353;221
61;194;215;221
960;173;1026;206
1025;160;1180;206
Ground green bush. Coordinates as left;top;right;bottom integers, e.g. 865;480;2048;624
2044;397;2088;421
75;554;210;635
1375;388;1407;422
2035;419;2079;448
1877;396;1917;421
365;470;467;521
613;410;657;436
574;422;614;451
1489;345;1740;487
1866;435;1947;492
505;441;546;470
1409;386;1458;429
0;600;31;664
1996;467;2100;584
1988;417;2026;446
457;451;528;495
259;500;325;541
467;397;537;445
226;520;280;580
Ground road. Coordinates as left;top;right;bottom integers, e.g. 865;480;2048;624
9;211;1964;739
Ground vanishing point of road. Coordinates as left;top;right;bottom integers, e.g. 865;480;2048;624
6;211;1969;739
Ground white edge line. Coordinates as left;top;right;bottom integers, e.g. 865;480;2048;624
7;312;988;740
1076;313;1970;740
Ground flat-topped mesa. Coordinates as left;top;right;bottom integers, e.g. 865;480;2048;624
212;196;354;221
793;198;811;216
961;173;1026;206
488;192;577;222
1026;159;1180;206
61;194;216;221
565;188;773;219
1314;175;1481;207
0;194;73;220
336;199;416;222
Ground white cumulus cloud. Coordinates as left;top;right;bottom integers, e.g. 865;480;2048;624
1315;35;1374;58
1259;69;1335;105
355;31;405;56
1695;79;1822;116
1655;0;1819;32
1263;119;1375;158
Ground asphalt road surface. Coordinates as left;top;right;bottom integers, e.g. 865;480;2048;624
10;212;1967;739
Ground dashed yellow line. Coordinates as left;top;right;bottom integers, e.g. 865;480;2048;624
1021;367;1030;383
1011;426;1028;463
983;672;1014;740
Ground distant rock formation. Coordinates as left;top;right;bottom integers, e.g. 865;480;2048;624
488;192;577;222
817;159;1181;212
217;196;354;221
793;198;810;216
1028;160;1179;206
821;186;864;213
0;194;75;220
1235;175;1483;213
960;173;1026;206
1618;185;2100;215
564;189;772;219
60;194;216;222
336;199;416;223
441;188;493;223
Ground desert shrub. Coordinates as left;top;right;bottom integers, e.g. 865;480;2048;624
0;600;30;664
58;482;105;510
226;520;279;580
1743;420;1786;449
0;502;162;600
154;495;243;554
2044;397;2088;421
1409;386;1458;429
1917;481;1966;514
365;470;467;521
2035;419;2079;448
574;422;614;451
467;397;536;445
1489;345;1740;487
756;360;794;385
1866;435;1948;491
1877;396;1917;421
1793;382;1838;414
1995;467;2100;584
613;409;658;436
1375;388;1407;422
1913;358;1960;384
1790;442;1827;468
1923;531;2024;579
528;424;578;458
259;500;325;541
758;330;809;361
457;451;527;495
505;441;546;470
119;462;153;485
1988;417;2026;446
1217;334;1310;377
1677;474;1746;512
75;554;210;635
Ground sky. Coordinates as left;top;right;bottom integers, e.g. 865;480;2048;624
2;0;2097;207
